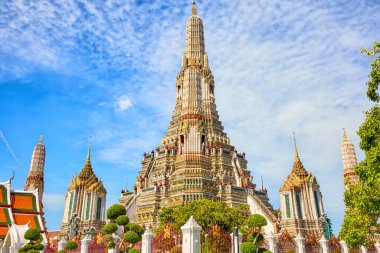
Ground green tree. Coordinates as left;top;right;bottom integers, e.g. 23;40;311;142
19;228;44;253
340;41;380;248
65;241;78;253
241;242;257;253
157;199;250;232
128;249;140;253
102;223;118;235
107;204;127;221
103;204;143;252
24;228;41;243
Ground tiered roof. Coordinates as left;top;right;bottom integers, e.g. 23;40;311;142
0;180;46;241
68;145;106;193
280;137;318;192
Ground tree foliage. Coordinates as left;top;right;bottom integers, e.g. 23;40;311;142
157;199;250;232
247;214;267;229
18;243;44;253
124;231;140;244
361;42;380;102
127;223;144;239
65;241;78;250
340;41;380;248
102;223;118;235
128;249;140;253
103;204;143;252
116;215;129;227
241;242;257;253
106;204;126;221
24;228;41;242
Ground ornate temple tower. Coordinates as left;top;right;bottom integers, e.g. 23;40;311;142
24;134;46;209
279;137;325;236
60;143;107;238
341;129;359;188
120;2;276;231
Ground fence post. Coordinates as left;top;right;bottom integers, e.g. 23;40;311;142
58;238;67;251
265;231;277;253
230;228;242;253
107;234;119;253
319;234;329;253
295;233;305;253
81;234;92;253
40;241;46;253
141;226;154;253
340;240;349;253
181;216;202;253
375;241;380;253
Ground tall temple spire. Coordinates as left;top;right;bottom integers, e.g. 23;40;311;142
119;3;276;228
185;1;205;61
341;129;359;188
24;135;46;202
24;135;46;227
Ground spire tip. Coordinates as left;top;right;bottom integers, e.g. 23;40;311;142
87;136;91;161
293;132;299;159
343;128;348;140
192;0;197;15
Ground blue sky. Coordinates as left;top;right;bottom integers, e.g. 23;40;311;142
0;0;379;233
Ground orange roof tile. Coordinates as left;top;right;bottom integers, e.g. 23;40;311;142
0;228;8;239
12;194;36;212
0;208;11;225
13;214;40;230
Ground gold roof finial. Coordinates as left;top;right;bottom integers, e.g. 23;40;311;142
192;0;197;15
293;132;299;160
87;136;92;161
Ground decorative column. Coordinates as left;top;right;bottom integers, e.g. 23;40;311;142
181;216;202;253
295;233;305;253
360;246;367;253
58;238;67;251
319;234;329;253
374;241;380;253
340;240;349;253
107;234;119;253
265;232;278;253
230;228;242;253
141;226;154;253
81;234;92;253
40;241;47;253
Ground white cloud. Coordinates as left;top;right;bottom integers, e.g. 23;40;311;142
1;0;379;232
0;129;19;164
115;95;133;112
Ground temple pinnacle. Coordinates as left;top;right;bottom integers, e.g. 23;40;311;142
87;136;91;161
343;128;347;140
192;0;197;15
40;132;43;143
293;132;299;160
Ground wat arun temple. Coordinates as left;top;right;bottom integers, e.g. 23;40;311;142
119;3;277;232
